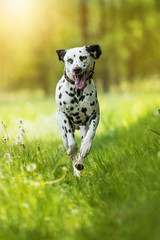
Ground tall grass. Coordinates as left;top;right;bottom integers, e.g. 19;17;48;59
0;86;160;240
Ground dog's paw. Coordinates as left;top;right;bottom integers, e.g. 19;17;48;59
75;163;84;171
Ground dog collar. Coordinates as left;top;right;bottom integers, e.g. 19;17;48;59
64;71;75;85
64;61;95;85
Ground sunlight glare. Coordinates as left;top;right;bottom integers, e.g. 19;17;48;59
1;0;35;34
3;0;32;15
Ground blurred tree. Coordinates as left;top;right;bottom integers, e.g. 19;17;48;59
99;0;110;91
80;0;89;43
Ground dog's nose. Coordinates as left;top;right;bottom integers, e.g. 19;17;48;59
73;67;82;75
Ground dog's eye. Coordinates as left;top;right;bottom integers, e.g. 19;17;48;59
80;56;87;61
67;58;73;64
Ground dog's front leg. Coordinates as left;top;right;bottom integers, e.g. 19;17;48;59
75;113;99;171
57;110;78;159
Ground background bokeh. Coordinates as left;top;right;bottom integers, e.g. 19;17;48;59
0;0;160;95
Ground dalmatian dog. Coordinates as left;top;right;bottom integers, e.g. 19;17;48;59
55;45;102;177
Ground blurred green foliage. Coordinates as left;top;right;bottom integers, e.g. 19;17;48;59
0;0;160;94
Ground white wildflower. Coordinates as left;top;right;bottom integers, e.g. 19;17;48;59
15;119;26;144
2;136;8;143
4;153;11;159
1;121;6;127
15;134;23;145
19;127;26;137
4;153;13;163
22;203;29;208
26;163;37;172
17;118;24;126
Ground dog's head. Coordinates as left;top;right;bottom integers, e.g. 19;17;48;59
56;45;102;89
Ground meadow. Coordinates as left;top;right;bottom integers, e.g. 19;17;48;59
0;82;160;240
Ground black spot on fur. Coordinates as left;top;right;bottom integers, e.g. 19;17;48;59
90;101;95;106
73;97;78;104
79;95;85;101
69;93;74;97
67;58;73;64
71;100;74;104
90;113;96;123
59;85;62;90
72;112;79;117
60;102;62;106
65;91;74;97
68;129;71;133
64;120;67;124
65;127;68;133
59;93;62;99
77;89;81;96
75;120;82;124
81;107;87;113
63;101;66;104
70;107;74;111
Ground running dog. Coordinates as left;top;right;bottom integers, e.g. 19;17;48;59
55;45;102;176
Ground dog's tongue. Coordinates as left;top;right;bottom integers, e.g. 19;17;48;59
73;72;88;89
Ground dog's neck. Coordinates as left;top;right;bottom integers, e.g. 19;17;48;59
64;70;75;85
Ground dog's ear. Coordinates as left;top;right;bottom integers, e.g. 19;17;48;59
56;49;66;62
86;45;102;59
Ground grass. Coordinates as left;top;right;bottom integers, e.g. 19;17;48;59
0;85;160;240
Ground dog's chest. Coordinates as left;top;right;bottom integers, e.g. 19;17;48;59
56;78;98;125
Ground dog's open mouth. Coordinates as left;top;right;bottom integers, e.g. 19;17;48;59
73;71;89;89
